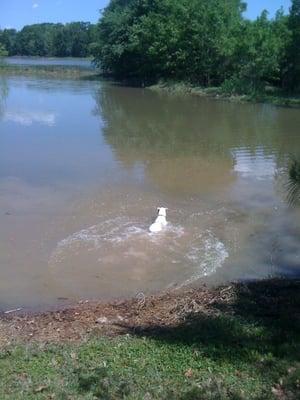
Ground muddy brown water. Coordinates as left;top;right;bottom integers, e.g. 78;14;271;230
0;73;299;310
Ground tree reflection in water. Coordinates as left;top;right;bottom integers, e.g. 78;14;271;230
287;160;300;206
0;75;8;118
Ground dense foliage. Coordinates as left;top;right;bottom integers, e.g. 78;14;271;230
0;43;8;57
283;0;300;90
0;22;97;58
93;0;300;93
1;1;299;93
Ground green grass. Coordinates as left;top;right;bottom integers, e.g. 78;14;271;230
0;310;299;399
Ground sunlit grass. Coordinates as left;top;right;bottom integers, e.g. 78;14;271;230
0;310;299;399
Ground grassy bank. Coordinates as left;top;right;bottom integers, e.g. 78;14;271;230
0;279;299;399
0;63;100;79
148;81;300;108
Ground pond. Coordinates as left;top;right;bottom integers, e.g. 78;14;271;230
0;71;299;310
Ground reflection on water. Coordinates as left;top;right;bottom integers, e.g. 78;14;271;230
233;148;277;180
3;109;57;126
95;86;299;194
0;75;299;310
0;75;8;117
286;160;300;206
5;56;94;69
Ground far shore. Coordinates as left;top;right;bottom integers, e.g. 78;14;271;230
148;81;300;108
1;62;300;108
0;62;100;79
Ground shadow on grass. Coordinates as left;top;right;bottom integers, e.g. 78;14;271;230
114;279;300;398
124;280;300;364
69;281;300;400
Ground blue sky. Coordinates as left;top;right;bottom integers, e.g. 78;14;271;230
0;0;292;31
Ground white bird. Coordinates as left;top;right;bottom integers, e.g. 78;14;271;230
149;207;168;233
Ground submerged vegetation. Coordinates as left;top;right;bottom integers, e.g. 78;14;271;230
0;62;98;79
148;81;300;107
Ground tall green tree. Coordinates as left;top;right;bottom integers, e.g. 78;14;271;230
0;22;97;58
0;29;17;55
93;0;294;92
284;0;300;91
94;0;247;84
223;9;290;94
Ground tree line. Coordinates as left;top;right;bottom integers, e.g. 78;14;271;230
0;22;97;58
1;1;299;93
92;0;300;93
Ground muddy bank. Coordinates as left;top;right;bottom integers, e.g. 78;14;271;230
1;279;299;347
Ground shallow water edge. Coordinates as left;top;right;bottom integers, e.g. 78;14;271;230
148;81;300;108
1;61;300;108
0;63;99;79
1;278;299;343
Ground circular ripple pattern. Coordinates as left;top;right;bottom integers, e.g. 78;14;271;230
49;216;228;294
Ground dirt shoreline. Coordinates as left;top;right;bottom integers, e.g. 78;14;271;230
1;278;299;347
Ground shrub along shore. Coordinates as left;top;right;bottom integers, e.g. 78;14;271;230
0;279;299;399
148;81;300;108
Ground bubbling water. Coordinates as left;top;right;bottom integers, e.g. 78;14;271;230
49;215;228;291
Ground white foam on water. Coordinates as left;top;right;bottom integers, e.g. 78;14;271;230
50;217;148;263
182;231;229;286
49;216;228;287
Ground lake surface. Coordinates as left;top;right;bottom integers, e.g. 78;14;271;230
0;72;299;310
5;56;93;69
